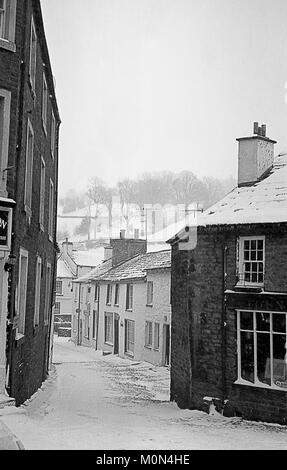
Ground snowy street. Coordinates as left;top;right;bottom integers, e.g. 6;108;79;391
1;336;287;450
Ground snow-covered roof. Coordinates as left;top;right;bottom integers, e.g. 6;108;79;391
57;258;74;279
71;247;105;267
74;258;113;283
96;250;171;283
168;155;287;244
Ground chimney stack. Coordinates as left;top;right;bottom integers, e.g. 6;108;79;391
120;229;126;239
237;122;276;187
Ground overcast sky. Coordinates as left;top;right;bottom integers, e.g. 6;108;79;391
41;0;287;197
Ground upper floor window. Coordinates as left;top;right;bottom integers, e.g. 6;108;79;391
34;255;42;328
51;110;56;158
42;73;48;133
24;118;34;217
39;156;45;229
106;283;112;305
29;16;37;93
54;301;60;315
114;283;119;306
94;283;99;302
0;89;11;194
237;310;287;390
17;247;28;336
147;281;153;306
0;0;17;51
55;280;62;295
238;236;265;286
44;262;52;325
145;321;153;348
48;178;54;239
126;283;133;310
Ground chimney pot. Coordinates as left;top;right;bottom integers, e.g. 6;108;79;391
261;124;266;137
253;122;259;134
120;229;126;239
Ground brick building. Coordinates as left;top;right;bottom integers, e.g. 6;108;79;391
168;123;287;424
0;0;60;405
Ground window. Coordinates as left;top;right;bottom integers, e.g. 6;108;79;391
55;280;62;295
114;283;119;305
0;89;11;193
238;236;265;286
51;110;56;158
0;0;17;51
154;322;160;350
86;285;91;303
39;157;45;228
237;310;287;389
126;283;133;310
54;302;60;315
17;248;28;336
34;256;42;327
44;262;52;325
125;319;135;355
106;284;112;305
145;321;153;347
94;284;99;302
147;281;153;306
104;312;113;344
29;16;37;92
42;73;48;132
24;118;34;216
48;179;54;239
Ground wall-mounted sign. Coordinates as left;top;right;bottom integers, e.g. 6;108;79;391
0;206;12;251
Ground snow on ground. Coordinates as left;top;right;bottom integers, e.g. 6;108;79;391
1;336;287;450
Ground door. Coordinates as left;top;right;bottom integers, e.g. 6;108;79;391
114;315;119;355
163;324;170;366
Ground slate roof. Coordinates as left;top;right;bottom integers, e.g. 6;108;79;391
94;250;171;283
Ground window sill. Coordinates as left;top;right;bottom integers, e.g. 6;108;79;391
144;345;152;349
104;341;113;347
15;332;25;342
48;235;53;243
42;120;47;136
234;378;287;392
146;304;153;308
125;352;134;358
39;222;44;232
126;309;133;312
0;38;16;52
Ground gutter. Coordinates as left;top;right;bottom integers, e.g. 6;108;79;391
221;245;228;404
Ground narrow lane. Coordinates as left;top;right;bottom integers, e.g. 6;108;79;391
1;336;287;450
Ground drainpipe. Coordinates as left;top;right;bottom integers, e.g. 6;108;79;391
221;245;228;404
77;282;81;345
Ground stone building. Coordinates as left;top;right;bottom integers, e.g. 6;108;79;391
0;0;60;405
168;123;287;424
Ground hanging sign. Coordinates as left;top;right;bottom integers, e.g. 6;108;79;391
0;206;12;250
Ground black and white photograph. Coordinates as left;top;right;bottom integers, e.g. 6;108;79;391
1;0;287;456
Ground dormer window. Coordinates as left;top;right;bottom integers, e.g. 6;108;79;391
237;236;265;286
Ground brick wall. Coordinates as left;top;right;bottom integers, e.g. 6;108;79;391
1;0;60;405
170;223;287;423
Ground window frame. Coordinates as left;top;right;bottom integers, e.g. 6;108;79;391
104;312;113;345
0;0;17;52
154;322;160;350
125;319;135;356
42;73;48;134
16;247;29;338
55;279;63;295
54;301;60;315
44;262;52;325
48;178;54;240
24;118;34;218
106;283;112;305
39;156;45;230
34;255;42;328
0;88;11;194
146;281;153;306
126;283;133;311
114;283;119;306
237;236;265;287
145;321;153;348
29;15;37;93
236;309;287;391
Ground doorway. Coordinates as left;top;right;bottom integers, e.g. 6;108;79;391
163;324;170;366
114;314;119;355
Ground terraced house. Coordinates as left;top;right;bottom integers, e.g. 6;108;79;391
0;0;60;405
168;123;287;424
